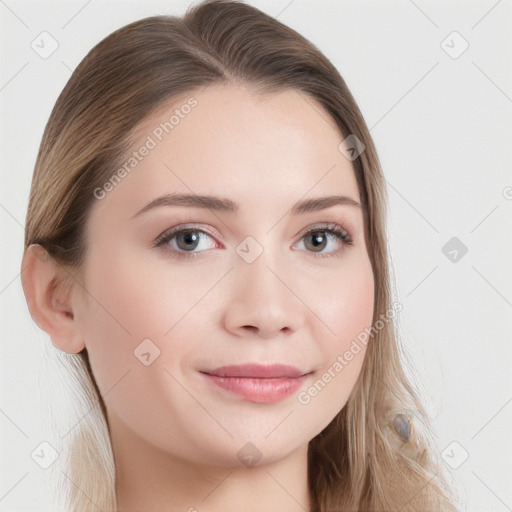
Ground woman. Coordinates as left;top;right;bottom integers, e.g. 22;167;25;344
20;0;458;510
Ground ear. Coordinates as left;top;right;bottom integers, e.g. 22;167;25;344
20;244;85;354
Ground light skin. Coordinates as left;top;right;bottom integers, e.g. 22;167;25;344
21;83;375;511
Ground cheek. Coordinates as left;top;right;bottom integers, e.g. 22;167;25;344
76;249;164;392
297;254;374;419
76;245;219;393
326;260;374;346
307;249;375;348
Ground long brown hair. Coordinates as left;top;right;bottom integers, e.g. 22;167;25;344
23;1;458;510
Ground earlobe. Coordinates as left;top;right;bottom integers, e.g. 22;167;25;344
20;244;85;354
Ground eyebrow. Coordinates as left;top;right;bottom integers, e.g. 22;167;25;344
132;193;364;218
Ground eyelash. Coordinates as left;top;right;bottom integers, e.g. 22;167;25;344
153;222;353;259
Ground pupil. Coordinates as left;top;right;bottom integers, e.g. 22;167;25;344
309;231;325;250
179;231;199;250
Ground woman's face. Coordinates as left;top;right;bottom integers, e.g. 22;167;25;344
73;83;374;467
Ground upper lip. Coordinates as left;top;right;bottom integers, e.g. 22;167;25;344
202;363;308;378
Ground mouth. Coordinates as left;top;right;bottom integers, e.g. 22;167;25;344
199;363;312;403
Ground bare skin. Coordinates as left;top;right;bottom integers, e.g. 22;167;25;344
21;83;374;511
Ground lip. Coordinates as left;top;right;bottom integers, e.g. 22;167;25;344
200;363;311;404
205;363;306;378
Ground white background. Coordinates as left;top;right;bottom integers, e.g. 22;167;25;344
1;0;511;510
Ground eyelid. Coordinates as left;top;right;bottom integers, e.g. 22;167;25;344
152;223;221;249
299;221;351;238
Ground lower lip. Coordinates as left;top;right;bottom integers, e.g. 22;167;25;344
201;373;308;403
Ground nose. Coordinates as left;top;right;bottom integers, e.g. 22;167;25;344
222;248;305;339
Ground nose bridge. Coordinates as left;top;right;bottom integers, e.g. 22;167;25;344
223;238;304;337
238;244;282;299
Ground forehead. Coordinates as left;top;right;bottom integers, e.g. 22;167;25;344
90;83;361;222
